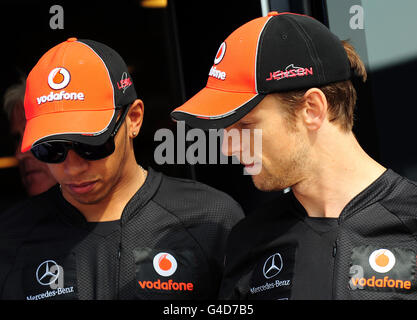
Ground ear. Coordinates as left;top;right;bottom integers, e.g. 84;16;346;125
298;88;328;131
126;99;144;139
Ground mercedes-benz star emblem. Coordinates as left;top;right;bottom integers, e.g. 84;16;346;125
263;253;283;279
36;260;60;286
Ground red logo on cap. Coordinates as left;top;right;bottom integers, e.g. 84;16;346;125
117;72;132;93
48;67;71;90
214;42;226;65
266;64;313;81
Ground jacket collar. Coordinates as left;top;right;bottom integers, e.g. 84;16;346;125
289;169;401;222
52;167;162;228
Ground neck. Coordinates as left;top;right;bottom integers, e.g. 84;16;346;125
64;163;147;222
292;131;386;218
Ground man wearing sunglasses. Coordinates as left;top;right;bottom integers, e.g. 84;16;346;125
0;38;244;300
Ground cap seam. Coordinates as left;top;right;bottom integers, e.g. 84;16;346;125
172;94;262;119
58;42;71;112
30;127;111;148
27;107;115;120
283;16;325;84
74;40;116;130
254;16;273;93
205;85;257;94
76;40;117;110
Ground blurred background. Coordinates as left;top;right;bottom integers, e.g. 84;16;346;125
0;0;416;214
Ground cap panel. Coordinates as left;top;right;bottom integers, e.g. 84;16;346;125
206;16;271;94
24;41;115;121
256;13;350;93
78;39;137;107
256;14;320;93
299;16;351;85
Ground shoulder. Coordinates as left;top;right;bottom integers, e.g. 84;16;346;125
378;170;417;210
377;170;417;230
149;170;245;269
152;172;245;228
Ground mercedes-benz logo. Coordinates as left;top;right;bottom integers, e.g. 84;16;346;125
36;260;60;286
263;253;283;279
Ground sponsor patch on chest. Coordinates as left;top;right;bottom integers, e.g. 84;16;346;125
349;245;417;292
249;245;296;300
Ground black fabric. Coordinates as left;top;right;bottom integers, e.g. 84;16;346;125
256;14;351;94
78;39;137;108
220;169;417;300
0;168;244;300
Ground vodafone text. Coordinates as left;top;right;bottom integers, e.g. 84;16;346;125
209;66;226;80
138;279;194;291
350;275;411;290
36;91;85;105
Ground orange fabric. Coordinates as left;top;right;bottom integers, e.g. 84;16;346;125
175;87;257;118
22;39;115;152
206;16;269;94
21;109;114;153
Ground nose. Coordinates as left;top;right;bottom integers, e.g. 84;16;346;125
62;149;89;176
221;127;242;158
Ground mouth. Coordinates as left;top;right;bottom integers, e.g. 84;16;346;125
242;161;262;176
65;180;98;195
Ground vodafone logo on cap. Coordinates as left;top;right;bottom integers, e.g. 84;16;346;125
209;42;227;81
48;67;71;90
214;42;226;65
36;67;85;105
153;252;177;277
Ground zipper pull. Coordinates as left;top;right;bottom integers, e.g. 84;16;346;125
332;241;337;257
118;244;122;260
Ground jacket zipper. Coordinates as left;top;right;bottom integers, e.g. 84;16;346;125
331;238;338;299
116;222;123;299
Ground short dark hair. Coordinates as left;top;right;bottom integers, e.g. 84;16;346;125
274;41;367;132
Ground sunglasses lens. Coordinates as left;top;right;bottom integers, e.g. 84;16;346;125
74;140;115;161
29;105;128;163
31;142;68;163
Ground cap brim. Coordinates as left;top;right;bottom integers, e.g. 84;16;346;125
171;87;265;130
21;108;115;153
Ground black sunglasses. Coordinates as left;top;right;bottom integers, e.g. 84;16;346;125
31;105;130;163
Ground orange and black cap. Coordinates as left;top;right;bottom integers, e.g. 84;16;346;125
171;12;351;129
22;38;137;152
